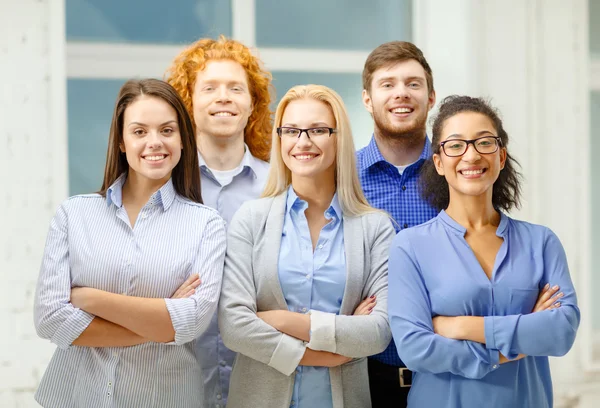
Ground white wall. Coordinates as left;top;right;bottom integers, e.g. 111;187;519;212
0;0;67;406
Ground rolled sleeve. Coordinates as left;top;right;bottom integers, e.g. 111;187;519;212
51;308;95;349
306;310;336;353
268;334;307;376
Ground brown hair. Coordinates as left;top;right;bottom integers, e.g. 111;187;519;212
419;95;522;211
362;41;434;94
99;78;202;203
166;35;273;161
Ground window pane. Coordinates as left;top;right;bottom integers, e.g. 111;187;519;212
592;91;600;329
272;72;372;148
66;0;231;44
256;0;411;50
68;79;125;195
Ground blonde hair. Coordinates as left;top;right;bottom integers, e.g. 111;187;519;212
262;84;380;217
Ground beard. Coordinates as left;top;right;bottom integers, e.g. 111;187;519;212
372;105;428;143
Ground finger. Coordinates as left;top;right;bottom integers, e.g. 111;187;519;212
184;288;195;298
173;274;200;297
534;285;559;310
538;291;563;311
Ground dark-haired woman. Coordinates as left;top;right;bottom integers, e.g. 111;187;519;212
34;79;226;407
388;95;580;408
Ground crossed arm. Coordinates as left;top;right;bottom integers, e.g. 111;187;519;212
218;205;394;375
388;230;580;380
34;205;226;349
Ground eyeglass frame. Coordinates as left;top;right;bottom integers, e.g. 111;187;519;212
276;127;337;139
439;136;503;157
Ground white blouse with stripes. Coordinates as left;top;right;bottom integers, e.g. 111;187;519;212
34;175;226;408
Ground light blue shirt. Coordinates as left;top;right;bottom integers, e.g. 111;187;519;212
195;146;270;408
388;210;580;408
278;187;346;408
34;175;227;408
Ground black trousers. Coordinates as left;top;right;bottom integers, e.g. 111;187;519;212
368;359;412;408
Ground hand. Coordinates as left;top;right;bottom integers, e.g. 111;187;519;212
499;353;526;364
171;273;201;299
330;354;353;366
353;295;376;315
432;315;461;340
70;287;95;310
257;310;284;330
532;283;563;313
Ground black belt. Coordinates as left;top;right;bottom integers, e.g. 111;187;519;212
368;359;413;388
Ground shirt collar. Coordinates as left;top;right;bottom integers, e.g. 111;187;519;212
362;135;432;169
438;209;509;237
198;144;261;179
106;173;176;211
285;185;343;220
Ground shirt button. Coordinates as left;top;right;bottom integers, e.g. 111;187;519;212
107;392;112;396
318;244;323;249
217;394;222;400
305;274;311;280
108;382;112;387
403;223;408;229
301;307;307;313
215;405;221;408
219;360;227;367
402;185;407;191
492;364;498;369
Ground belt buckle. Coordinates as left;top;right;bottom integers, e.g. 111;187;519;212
399;367;411;388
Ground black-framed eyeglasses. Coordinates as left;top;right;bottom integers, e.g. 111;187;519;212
439;136;502;157
276;127;337;139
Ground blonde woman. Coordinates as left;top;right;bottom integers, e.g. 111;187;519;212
218;85;394;408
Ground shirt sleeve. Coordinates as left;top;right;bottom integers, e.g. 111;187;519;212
484;229;580;359
307;214;393;357
164;212;227;345
388;234;500;380
218;203;306;376
34;203;95;349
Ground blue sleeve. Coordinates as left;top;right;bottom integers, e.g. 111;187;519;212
484;229;580;358
388;236;500;380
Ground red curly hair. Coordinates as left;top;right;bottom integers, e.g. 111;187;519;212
166;36;273;161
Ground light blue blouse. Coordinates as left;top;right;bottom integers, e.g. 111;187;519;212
278;187;346;408
388;210;580;408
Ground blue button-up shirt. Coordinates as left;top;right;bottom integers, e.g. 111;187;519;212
195;146;270;408
356;136;439;366
34;175;227;408
388;210;580;408
279;187;346;408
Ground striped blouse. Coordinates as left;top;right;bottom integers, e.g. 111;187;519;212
33;175;227;408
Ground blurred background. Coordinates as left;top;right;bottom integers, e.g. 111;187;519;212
1;0;598;406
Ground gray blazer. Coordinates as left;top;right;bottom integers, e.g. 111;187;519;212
218;192;395;408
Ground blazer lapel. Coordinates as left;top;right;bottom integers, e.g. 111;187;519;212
339;215;365;315
264;192;289;310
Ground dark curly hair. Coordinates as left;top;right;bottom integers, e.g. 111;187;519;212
419;95;522;211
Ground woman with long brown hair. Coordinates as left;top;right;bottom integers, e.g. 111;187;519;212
34;78;226;407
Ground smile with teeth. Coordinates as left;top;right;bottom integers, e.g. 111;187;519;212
460;169;485;175
212;112;235;117
294;154;318;161
391;107;413;114
144;154;167;161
